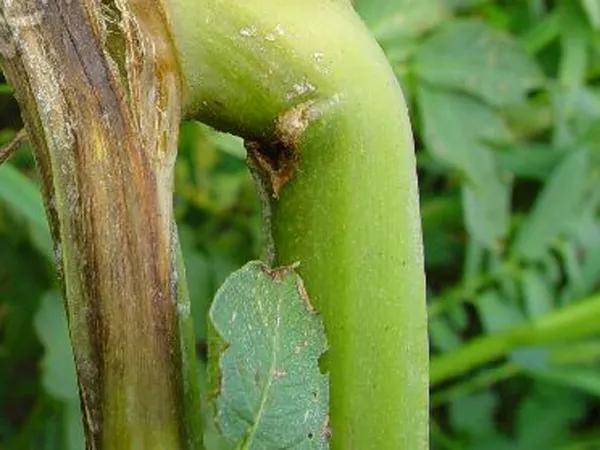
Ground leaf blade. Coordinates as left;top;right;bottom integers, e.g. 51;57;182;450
415;20;544;107
210;262;329;450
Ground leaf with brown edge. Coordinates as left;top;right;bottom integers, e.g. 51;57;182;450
210;261;329;449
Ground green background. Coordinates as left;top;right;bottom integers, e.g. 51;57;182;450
1;0;599;448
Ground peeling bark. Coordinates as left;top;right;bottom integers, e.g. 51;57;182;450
0;1;201;448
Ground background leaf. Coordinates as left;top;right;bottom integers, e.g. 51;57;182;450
415;20;544;107
355;0;447;41
0;164;51;258
33;291;84;450
581;0;600;29
419;84;511;249
513;149;589;259
33;292;78;402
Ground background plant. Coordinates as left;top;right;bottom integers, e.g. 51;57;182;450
1;0;599;449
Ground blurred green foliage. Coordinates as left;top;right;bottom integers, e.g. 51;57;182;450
1;0;599;449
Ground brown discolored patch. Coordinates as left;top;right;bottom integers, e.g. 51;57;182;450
258;261;300;282
246;139;298;199
321;416;332;440
296;277;316;314
246;100;319;198
275;100;316;149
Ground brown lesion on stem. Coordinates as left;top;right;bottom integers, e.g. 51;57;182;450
0;0;199;448
245;139;297;199
245;100;321;199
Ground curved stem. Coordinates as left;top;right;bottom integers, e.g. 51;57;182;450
166;1;428;448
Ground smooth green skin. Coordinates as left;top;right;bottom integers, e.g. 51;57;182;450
166;1;428;448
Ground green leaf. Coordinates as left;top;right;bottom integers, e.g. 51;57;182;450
521;269;554;318
63;401;85;450
571;212;600;295
548;340;600;366
532;367;600;398
580;0;600;29
430;317;462;352
520;11;561;54
503;96;554;141
477;290;525;334
34;291;84;450
210;262;329;449
0;164;52;258
511;347;550;372
443;0;490;10
212;131;246;159
513;150;589;259
494;144;564;180
355;0;447;41
552;86;600;147
449;392;497;437
512;341;600;398
515;383;586;448
34;291;78;402
557;242;586;302
419;84;511;249
421;195;463;268
558;3;589;89
415;20;544;107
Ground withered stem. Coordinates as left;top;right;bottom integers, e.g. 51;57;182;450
0;1;202;448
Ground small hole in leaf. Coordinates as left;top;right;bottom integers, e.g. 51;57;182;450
308;433;314;439
318;350;329;374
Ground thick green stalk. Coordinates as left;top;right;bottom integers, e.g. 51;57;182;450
166;1;428;448
0;1;201;448
431;293;600;385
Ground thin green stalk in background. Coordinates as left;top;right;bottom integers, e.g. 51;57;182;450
431;293;600;385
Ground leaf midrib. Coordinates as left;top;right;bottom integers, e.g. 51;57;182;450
242;299;283;449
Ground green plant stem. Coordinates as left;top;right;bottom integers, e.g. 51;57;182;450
167;1;428;448
431;293;600;385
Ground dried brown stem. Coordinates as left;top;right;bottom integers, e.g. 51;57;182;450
0;1;201;448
